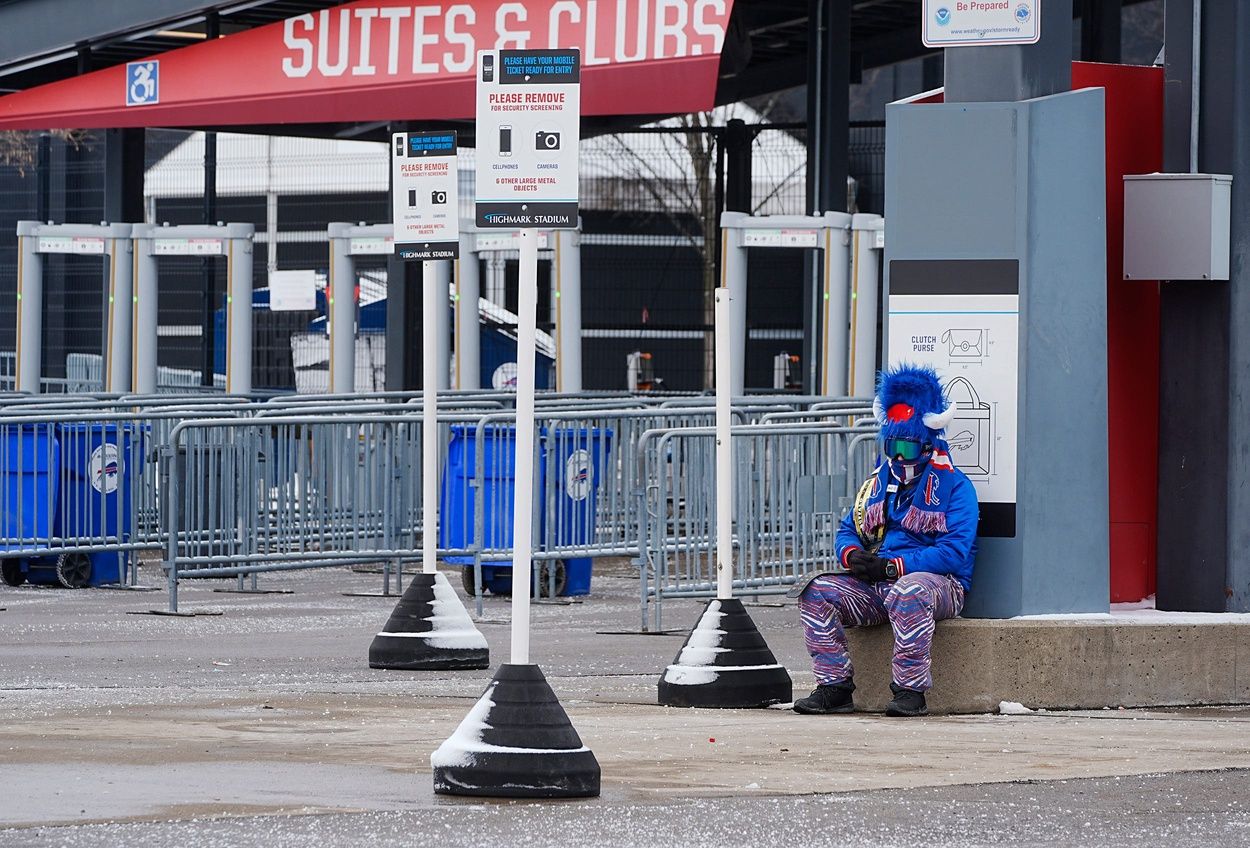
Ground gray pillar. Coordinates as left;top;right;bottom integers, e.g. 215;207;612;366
944;0;1073;103
327;223;356;393
131;226;158;394
718;214;747;394
434;260;452;391
848;214;883;397
104;225;134;393
14;222;43;393
819;213;853;397
553;227;582;392
454;230;480;390
225;224;255;395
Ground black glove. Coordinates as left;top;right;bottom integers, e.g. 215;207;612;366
847;548;892;583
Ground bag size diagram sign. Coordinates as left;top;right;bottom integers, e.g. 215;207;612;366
392;130;460;260
475;49;580;229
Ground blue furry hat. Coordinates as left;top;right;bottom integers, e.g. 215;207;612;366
872;364;955;444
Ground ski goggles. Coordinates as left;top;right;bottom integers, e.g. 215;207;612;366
883;437;926;461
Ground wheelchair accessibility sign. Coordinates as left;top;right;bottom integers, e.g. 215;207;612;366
126;61;159;106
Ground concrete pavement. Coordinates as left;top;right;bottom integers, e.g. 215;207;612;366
1;563;1248;845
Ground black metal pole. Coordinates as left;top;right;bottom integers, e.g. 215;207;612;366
201;11;220;387
724;118;752;214
1079;0;1122;63
803;0;851;394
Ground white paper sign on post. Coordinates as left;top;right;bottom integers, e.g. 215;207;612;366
922;0;1041;47
391;130;460;260
268;269;317;312
475;49;580;229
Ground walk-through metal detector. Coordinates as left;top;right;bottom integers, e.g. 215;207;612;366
328;223;449;394
472;225;582;392
15;221;133;394
719;211;884;396
131;223;255;395
327;221;581;393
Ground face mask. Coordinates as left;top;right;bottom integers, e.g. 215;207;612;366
889;457;926;485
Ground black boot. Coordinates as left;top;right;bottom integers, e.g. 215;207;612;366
885;681;928;717
792;680;855;714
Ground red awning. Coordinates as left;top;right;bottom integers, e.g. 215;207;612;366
0;0;734;129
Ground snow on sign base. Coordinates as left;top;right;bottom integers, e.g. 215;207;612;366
391;130;459;261
922;0;1041;48
475;49;580;229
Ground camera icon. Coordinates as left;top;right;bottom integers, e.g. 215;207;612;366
535;131;561;151
430;190;448;205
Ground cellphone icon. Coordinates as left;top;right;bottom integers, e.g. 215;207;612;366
499;125;512;157
482;54;494;83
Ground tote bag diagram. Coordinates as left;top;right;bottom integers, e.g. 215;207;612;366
943;376;992;477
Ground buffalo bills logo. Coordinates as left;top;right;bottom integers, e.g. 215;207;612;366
89;444;121;494
924;474;941;507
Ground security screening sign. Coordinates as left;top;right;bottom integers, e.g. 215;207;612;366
475;48;580;229
391;129;459;259
922;0;1041;47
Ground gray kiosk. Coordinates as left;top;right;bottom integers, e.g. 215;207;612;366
884;89;1110;618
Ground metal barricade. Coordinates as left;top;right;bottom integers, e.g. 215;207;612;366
637;421;880;631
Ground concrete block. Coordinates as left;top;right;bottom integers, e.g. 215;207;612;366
842;618;1250;714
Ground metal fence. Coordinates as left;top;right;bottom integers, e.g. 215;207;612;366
0;388;880;621
636;414;880;632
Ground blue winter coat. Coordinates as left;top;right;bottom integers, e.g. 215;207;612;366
835;464;979;591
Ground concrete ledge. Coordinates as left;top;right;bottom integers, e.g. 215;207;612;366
843;616;1250;714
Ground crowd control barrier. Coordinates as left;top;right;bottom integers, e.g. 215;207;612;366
636;421;881;632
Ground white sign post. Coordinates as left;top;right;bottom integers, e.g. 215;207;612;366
922;0;1041;47
431;48;598;801
391;130;460;261
476;48;581;664
368;128;486;673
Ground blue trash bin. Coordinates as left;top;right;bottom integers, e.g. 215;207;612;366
0;425;60;587
20;423;140;588
439;425;613;596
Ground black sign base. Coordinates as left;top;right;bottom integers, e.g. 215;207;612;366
657;597;794;708
368;572;489;670
432;663;600;798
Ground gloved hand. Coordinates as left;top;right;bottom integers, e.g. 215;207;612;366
847;548;892;583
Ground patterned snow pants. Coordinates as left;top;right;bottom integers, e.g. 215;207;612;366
799;572;965;692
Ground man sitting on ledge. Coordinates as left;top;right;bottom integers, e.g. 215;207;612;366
792;365;979;717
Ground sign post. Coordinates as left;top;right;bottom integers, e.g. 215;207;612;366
433;48;599;800
368;131;488;673
656;286;793;709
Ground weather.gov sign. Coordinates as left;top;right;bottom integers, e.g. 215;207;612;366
922;0;1041;47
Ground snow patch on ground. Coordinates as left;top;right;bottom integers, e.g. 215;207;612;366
997;701;1035;715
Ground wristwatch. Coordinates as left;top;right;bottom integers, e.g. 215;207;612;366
884;561;900;580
